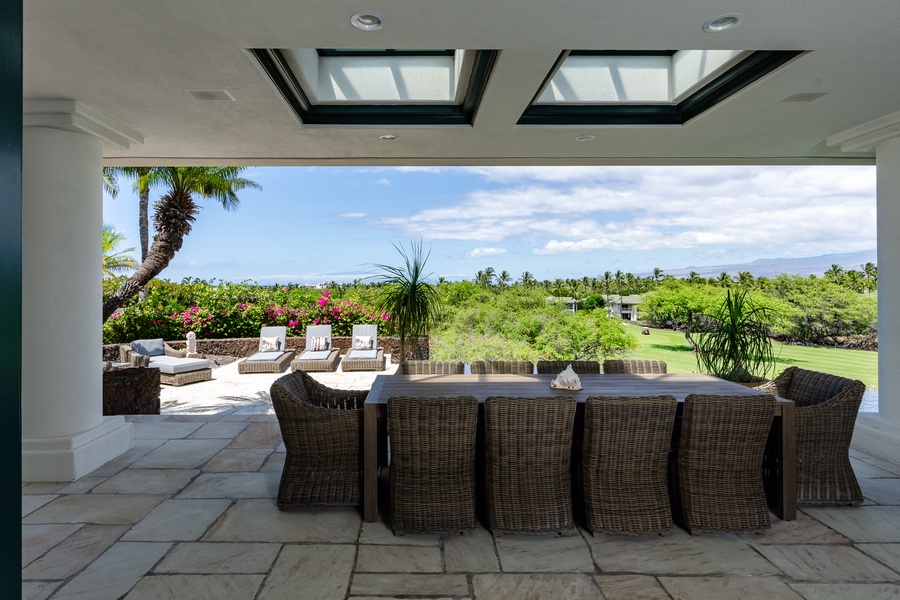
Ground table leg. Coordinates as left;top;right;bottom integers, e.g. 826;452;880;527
763;404;797;521
363;403;379;521
780;401;797;520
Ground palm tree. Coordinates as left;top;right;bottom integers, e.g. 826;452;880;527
737;271;755;288
601;271;613;296
101;224;138;278
717;272;733;288
518;271;535;288
104;167;154;262
652;267;664;284
373;239;442;363
102;167;261;321
498;270;511;289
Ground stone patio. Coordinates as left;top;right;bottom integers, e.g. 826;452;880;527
22;361;900;599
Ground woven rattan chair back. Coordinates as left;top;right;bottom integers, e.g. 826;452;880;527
388;396;479;534
398;360;466;375
670;393;775;534
756;366;865;506
484;396;576;535
602;359;667;374
470;360;534;375
536;360;601;375
269;371;366;508
582;395;677;535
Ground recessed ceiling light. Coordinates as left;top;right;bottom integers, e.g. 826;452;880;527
379;134;397;141
575;135;596;142
702;12;744;32
351;11;385;31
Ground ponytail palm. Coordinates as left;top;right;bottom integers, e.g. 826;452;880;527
373;240;442;362
692;288;776;382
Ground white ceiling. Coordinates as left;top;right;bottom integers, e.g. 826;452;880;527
23;0;900;166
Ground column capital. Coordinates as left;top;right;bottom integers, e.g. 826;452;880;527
826;110;900;153
23;100;143;149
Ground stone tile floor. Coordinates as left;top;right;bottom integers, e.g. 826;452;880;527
22;363;900;599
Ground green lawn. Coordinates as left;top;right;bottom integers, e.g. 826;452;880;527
622;323;879;389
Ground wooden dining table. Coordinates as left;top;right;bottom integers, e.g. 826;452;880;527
362;372;796;523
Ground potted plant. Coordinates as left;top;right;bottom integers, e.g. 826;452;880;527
687;288;776;384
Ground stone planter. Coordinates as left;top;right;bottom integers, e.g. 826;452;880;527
102;366;161;415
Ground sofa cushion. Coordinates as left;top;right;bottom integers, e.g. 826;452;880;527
348;349;378;360
132;338;165;357
149;356;211;374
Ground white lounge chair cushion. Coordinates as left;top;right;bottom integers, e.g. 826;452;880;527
149;355;211;374
132;338;165;357
348;349;378;360
298;350;332;360
246;351;284;362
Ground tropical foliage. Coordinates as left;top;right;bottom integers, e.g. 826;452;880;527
101;225;138;278
372;239;442;361
689;288;777;382
102;167;261;321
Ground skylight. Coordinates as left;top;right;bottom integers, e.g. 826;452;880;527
250;48;497;125
519;50;803;126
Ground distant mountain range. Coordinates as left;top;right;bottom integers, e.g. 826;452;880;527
658;250;877;279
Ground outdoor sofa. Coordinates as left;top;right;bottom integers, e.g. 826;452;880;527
120;338;212;386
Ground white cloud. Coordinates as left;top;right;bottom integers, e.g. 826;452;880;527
371;165;876;259
340;212;367;218
374;178;391;186
464;247;508;259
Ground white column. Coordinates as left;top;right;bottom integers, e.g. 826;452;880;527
21;101;142;481
828;112;900;463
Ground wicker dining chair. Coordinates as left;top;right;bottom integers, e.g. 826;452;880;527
669;393;775;534
269;371;366;509
388;395;479;534
536;360;601;375
398;360;466;375
756;366;866;506
602;359;667;374
582;395;677;535
470;360;535;374
484;396;577;535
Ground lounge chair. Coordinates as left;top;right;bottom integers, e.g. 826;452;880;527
341;324;384;372
237;326;296;374
119;337;212;386
290;325;340;372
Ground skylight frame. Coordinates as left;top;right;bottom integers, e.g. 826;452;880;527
518;50;804;126
249;48;498;126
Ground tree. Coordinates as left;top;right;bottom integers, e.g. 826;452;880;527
104;167;154;262
690;288;776;382
498;270;512;289
373;239;442;363
652;267;664;284
518;271;536;288
102;224;138;278
102;167;261;321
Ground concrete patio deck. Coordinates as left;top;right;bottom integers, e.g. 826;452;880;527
22;361;900;599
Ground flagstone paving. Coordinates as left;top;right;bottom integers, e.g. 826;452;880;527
22;362;900;599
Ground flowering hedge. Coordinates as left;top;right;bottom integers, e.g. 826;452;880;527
103;281;391;344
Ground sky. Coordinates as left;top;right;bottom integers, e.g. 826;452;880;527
101;165;877;285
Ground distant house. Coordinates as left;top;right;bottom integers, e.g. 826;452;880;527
546;296;578;314
604;294;643;321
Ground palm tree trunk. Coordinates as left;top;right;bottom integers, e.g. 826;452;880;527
102;228;185;321
137;188;150;301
